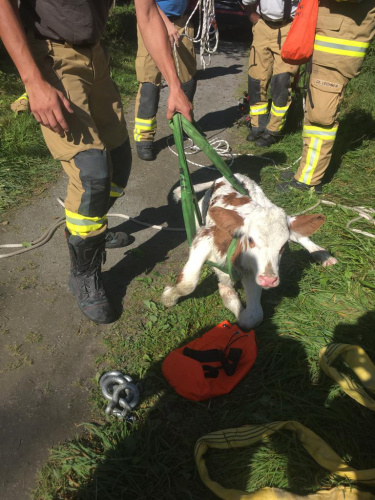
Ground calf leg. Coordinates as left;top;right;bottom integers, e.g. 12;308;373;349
162;239;211;307
238;271;263;330
289;234;337;267
214;269;243;319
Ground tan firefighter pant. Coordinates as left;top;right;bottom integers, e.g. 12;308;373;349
27;33;130;237
248;18;299;135
294;2;375;186
294;65;348;186
134;15;196;142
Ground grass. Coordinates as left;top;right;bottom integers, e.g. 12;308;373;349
0;3;138;216
1;12;374;500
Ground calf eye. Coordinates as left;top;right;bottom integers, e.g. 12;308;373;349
248;237;255;248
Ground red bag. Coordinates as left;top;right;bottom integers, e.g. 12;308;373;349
162;321;257;401
281;0;319;65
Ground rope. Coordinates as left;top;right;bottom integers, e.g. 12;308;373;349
166;131;277;170
298;199;375;239
0;199;185;259
184;0;219;69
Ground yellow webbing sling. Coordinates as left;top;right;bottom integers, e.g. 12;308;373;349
195;344;375;500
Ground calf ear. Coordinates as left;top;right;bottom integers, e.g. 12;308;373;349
209;206;244;236
288;214;326;237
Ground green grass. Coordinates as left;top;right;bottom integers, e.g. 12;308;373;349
2;18;374;500
0;4;137;216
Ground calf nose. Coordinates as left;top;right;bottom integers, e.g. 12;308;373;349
258;275;279;288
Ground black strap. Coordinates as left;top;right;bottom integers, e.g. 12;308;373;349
183;347;242;378
283;0;292;21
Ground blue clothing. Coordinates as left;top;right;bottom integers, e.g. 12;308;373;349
157;0;188;17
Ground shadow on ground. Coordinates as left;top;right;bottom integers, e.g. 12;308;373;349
77;267;375;499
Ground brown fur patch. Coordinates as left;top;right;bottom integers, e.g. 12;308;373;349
176;271;184;284
193;227;213;248
209;206;244;236
210;195;221;206
230;239;245;268
289;214;326;237
212;227;232;256
264;261;274;276
212;181;225;194
222;193;251;207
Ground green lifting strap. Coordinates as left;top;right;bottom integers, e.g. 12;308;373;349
169;113;243;281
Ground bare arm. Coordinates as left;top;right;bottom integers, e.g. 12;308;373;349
0;0;73;135
134;0;192;121
242;1;260;24
157;5;180;46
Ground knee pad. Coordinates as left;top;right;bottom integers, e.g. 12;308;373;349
74;149;110;217
138;82;160;118
248;76;261;105
181;77;197;103
110;139;132;189
270;73;291;107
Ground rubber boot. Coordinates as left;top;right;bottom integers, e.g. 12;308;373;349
65;229;117;324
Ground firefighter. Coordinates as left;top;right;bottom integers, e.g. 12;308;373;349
278;0;375;193
0;0;192;324
134;0;197;161
242;0;300;147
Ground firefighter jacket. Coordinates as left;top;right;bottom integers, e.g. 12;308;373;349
314;0;375;79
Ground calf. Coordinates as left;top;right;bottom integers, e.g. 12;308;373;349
162;174;337;330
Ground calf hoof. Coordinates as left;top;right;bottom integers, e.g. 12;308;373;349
238;309;263;331
311;250;338;267
161;286;178;308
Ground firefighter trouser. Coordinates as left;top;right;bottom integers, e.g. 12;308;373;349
248;18;299;135
27;33;130;237
134;15;197;143
294;1;375;186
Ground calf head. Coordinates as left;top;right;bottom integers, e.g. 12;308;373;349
209;206;327;289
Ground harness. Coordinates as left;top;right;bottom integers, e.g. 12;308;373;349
169;113;247;281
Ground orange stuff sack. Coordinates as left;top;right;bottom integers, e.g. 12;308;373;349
281;0;319;65
162;321;257;401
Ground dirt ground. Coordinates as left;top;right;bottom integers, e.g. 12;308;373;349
0;32;251;499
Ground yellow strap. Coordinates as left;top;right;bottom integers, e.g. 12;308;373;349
319;344;375;411
195;344;375;499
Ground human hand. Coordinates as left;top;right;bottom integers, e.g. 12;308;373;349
166;21;180;46
26;78;74;136
166;86;193;122
250;12;260;25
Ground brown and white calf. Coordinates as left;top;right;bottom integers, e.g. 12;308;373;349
162;174;337;330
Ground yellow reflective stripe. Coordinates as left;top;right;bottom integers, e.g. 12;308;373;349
65;209;107;234
298;137;322;185
314;35;369;58
15;92;29;102
315;34;369;49
250;104;268;116
134;132;142;142
135;118;156;127
271;103;288;116
110;183;123;198
303;125;338;141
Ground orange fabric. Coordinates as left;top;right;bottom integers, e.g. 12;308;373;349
281;0;319;65
162;321;257;401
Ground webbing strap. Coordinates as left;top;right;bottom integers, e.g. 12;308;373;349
183;346;242;378
169;113;246;279
319;343;375;411
195;344;375;499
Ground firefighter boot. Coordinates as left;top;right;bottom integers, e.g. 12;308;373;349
66;229;117;324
